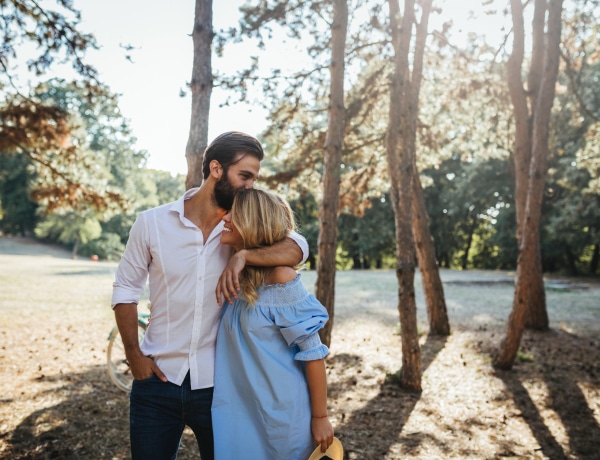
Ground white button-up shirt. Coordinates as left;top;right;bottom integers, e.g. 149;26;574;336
111;187;308;390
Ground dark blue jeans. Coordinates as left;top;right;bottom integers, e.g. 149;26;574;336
130;373;214;460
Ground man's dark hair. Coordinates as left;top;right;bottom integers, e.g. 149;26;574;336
202;131;265;179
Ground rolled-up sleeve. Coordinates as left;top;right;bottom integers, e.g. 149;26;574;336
289;230;309;264
111;213;151;308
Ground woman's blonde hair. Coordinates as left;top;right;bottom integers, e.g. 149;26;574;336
230;189;296;304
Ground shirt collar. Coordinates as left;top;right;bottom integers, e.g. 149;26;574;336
169;187;201;217
168;187;226;239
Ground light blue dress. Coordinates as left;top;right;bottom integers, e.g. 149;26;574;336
212;274;329;460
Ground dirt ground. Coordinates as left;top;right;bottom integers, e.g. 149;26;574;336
0;235;599;459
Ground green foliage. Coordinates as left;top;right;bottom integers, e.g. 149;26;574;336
27;81;129;241
0;153;39;235
288;190;320;269
516;350;534;363
101;169;185;246
338;194;396;269
5;0;588;273
33;79;148;207
35;211;101;248
79;232;124;261
420;155;516;270
253;19;599;276
24;80;174;254
147;170;186;206
0;1;123;213
538;42;600;275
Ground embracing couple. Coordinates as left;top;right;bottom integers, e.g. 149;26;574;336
111;132;341;460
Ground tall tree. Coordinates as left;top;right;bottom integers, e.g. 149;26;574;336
185;0;214;189
27;79;149;256
508;0;548;330
383;0;449;337
315;0;348;347
494;0;564;370
385;0;433;392
412;161;450;335
0;0;124;212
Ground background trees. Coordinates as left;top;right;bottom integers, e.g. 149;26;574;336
0;0;186;257
1;1;598;387
4;1;597;273
0;0;123;213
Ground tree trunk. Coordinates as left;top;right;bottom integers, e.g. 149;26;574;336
315;0;347;348
411;162;450;336
507;0;552;331
185;0;213;190
495;0;563;369
384;0;432;392
71;238;79;259
461;219;475;270
524;247;548;329
564;243;578;276
590;243;599;275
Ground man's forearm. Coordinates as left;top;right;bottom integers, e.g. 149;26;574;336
242;237;303;267
216;236;304;305
113;302;167;381
114;303;143;359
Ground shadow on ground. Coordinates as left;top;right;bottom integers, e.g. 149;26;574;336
2;367;199;460
492;329;600;460
332;335;448;459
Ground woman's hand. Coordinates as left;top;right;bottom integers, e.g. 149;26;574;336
311;417;334;453
215;250;247;305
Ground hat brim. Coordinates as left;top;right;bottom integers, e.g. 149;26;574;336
307;437;343;460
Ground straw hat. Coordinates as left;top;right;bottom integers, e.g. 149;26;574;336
307;437;343;460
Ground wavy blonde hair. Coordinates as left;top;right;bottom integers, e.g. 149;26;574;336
231;189;296;305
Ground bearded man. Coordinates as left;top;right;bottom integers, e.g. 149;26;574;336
111;131;308;460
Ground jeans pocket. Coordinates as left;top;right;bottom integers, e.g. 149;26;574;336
133;373;157;384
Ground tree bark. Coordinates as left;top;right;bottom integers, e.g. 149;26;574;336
411;161;450;336
461;219;475;271
71;238;79;259
384;0;433;392
523;13;548;328
564;244;578;276
185;0;213;190
506;0;550;331
590;243;599;275
495;0;563;369
316;0;347;348
525;247;548;329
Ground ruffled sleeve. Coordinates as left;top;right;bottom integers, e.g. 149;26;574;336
256;275;330;361
295;332;329;361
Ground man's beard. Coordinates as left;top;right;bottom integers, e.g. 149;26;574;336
213;173;238;210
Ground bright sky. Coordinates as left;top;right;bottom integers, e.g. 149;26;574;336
78;0;266;175
75;0;506;175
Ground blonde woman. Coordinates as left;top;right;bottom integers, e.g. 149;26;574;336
211;189;334;459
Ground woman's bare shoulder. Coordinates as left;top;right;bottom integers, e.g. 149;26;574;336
265;266;297;285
